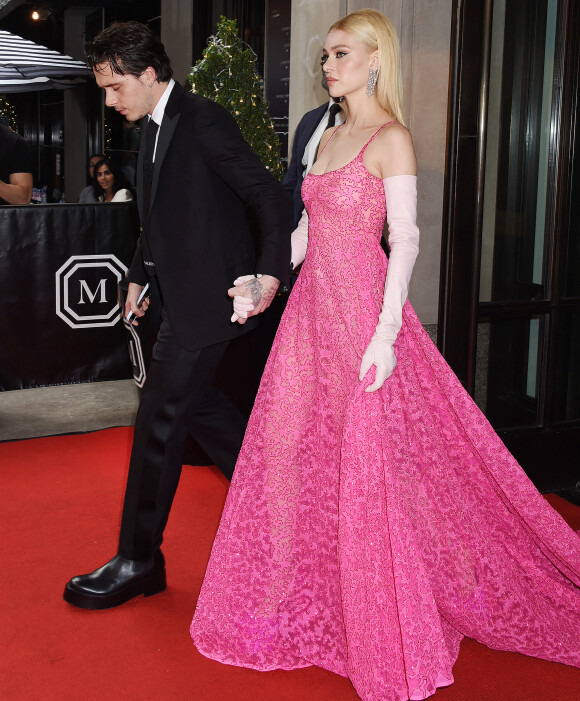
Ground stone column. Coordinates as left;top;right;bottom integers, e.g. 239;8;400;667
346;0;453;327
403;1;452;327
288;0;344;137
161;0;194;85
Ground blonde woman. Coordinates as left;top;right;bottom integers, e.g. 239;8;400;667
192;10;580;700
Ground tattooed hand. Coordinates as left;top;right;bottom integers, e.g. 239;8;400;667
228;274;280;324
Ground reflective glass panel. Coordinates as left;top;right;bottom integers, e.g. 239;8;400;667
475;316;544;429
553;311;580;422
480;0;558;302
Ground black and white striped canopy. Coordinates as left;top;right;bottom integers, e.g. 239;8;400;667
0;29;91;92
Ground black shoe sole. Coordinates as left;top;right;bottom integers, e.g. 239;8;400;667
63;569;167;610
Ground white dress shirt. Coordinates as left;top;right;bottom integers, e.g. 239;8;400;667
302;99;344;175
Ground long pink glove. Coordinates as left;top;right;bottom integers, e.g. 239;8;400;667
359;174;420;392
290;208;309;268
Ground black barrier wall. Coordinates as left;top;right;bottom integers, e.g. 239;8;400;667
0;203;140;390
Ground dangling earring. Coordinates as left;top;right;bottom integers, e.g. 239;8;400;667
366;67;377;97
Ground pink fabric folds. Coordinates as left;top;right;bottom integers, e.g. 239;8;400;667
191;128;580;701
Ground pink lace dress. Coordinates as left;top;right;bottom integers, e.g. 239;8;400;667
191;127;580;701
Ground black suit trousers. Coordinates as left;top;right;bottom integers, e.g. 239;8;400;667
118;309;247;560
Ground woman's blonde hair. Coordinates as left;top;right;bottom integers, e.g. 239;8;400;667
329;9;404;125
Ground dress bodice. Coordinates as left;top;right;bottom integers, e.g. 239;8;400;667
301;125;389;264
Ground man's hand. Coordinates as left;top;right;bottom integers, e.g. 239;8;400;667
125;281;150;326
228;274;280;324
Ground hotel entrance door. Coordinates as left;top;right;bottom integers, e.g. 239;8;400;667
440;0;580;493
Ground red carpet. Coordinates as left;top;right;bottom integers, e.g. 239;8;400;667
1;427;579;700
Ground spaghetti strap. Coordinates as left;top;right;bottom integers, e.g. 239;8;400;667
360;120;399;154
317;124;343;158
309;120;400;178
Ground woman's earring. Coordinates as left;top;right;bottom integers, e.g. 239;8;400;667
366;67;377;97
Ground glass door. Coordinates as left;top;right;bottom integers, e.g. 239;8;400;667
441;0;580;493
476;0;558;427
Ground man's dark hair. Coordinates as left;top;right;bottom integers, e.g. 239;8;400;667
85;21;173;82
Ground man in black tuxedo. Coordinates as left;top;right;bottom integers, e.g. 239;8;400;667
64;21;291;609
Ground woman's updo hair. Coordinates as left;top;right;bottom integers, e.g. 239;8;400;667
329;9;404;125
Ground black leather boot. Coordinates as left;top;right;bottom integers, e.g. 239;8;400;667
63;550;166;609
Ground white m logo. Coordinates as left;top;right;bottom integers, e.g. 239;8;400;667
55;254;127;329
78;279;108;304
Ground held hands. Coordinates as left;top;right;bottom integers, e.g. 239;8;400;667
359;340;397;392
228;274;280;324
125;281;150;326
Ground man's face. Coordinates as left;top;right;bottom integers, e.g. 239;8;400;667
93;62;154;122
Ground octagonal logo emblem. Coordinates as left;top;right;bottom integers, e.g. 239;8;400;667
55;254;127;329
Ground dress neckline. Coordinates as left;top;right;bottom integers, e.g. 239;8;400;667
308;120;398;179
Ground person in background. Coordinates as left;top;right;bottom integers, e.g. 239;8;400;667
0;120;33;205
78;153;105;203
93;156;133;202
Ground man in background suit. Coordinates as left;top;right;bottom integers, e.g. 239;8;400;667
64;21;291;609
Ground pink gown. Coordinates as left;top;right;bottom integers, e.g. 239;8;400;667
190;128;580;701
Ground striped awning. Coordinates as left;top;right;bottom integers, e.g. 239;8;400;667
0;29;91;92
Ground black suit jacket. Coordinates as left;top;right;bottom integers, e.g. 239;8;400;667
282;102;328;228
129;83;291;351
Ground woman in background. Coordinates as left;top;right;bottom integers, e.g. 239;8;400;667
93;157;133;202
